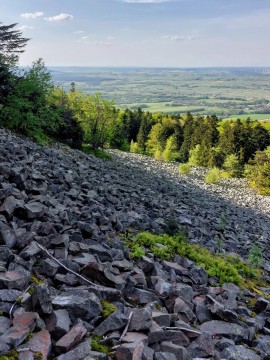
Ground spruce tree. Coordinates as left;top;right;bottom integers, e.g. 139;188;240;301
0;22;29;66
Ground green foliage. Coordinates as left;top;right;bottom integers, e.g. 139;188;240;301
178;163;191;175
0;22;29;66
205;167;221;184
81;145;112;159
223;154;243;178
68;91;117;149
164;217;180;236
248;245;263;268
245;146;270;195
0;349;19;360
101;300;117;318
0;58;61;142
128;232;262;287
162;135;178;161
130;140;140;153
188;144;201;166
130;244;145;259
91;336;112;355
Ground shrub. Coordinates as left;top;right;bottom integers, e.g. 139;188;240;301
127;232;262;287
223;154;243;178
179;163;191;175
130;140;140;153
205;167;221;184
188;144;201;166
245;146;270;195
248;245;263;268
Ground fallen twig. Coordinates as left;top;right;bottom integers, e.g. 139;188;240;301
119;311;133;342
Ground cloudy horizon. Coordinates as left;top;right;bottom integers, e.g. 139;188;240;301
1;0;270;67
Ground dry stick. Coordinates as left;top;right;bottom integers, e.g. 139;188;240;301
9;285;31;319
36;243;120;296
119;311;133;342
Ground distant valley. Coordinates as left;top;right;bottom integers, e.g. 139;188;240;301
49;66;270;120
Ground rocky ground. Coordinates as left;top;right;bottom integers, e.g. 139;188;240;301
0;127;270;359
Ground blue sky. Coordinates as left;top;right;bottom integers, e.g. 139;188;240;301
1;0;270;67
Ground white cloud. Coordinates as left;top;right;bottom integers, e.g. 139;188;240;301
74;30;85;34
44;13;73;22
20;12;44;19
161;35;185;41
106;36;115;40
17;25;34;31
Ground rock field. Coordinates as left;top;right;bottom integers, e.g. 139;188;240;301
0;127;270;359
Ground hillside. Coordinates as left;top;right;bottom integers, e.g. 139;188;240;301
0;127;270;359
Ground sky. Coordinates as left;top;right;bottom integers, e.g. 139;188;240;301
1;0;270;67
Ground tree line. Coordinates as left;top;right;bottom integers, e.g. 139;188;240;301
1;21;270;195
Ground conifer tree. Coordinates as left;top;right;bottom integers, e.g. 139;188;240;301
0;22;29;66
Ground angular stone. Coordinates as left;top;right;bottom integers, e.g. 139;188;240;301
148;321;165;345
206;294;238;322
0;269;31;290
152;312;171;328
154;352;177;360
27;329;52;360
0;289;21;302
0;196;17;219
35;283;53;314
155;279;173;297
253;334;270;358
174;320;201;338
137;256;155;274
128;308;152;331
187;333;214;358
122;332;148;345
160;342;190;360
93;311;128;336
127;288;160;305
0;316;11;335
46;309;71;340
80;262;126;290
173;297;196;323
200;320;248;342
55;339;91;360
173;284;193;303
221;345;261;360
24;202;45;219
0;222;17;248
52;290;102;322
189;266;208;285
163;261;186;276
116;343;143;360
55;322;87;353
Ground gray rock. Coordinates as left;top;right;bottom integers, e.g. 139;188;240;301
55;339;91;360
221;345;261;360
154;353;177;360
188;266;208;285
128;308;152;331
52;290;102;322
93;311;128;336
200;320;249;342
160;342;191;360
253;334;270;357
0;222;17;248
46;309;71;340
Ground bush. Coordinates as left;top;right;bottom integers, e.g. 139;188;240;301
127;232;262;286
223;154;243;178
245;146;270;195
130;140;140;153
205;167;221;184
179;163;191;175
188;144;201;166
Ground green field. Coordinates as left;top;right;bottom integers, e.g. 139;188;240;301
50;67;270;117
